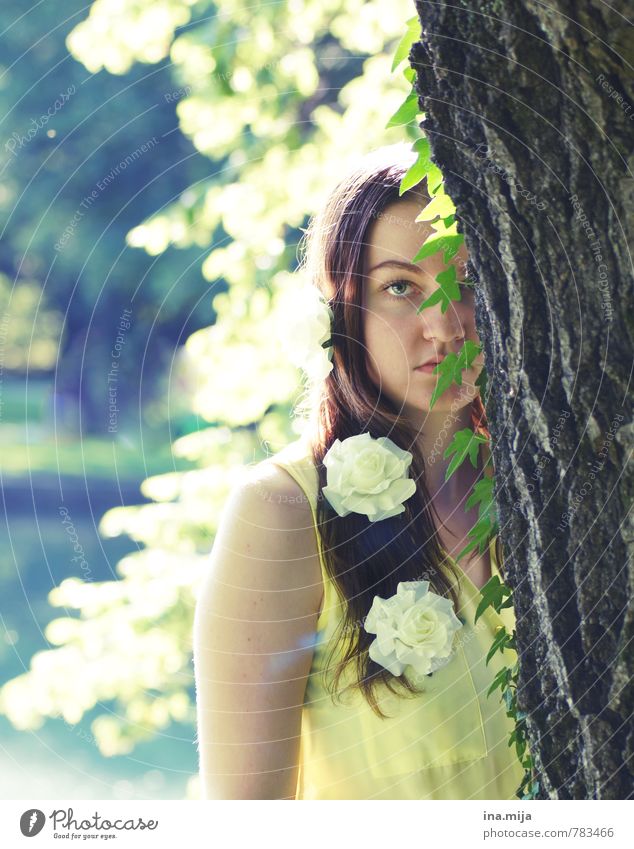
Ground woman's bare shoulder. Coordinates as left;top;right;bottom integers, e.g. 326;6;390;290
212;456;321;584
233;456;315;518
234;435;319;510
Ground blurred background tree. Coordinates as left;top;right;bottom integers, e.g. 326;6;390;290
0;0;419;799
0;0;214;438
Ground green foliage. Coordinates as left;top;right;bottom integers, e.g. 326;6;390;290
417;265;461;315
391;15;420;72
0;0;213;433
396;32;540;800
386;91;421;127
416;185;457;222
474;575;536;798
0;274;63;371
453;476;500;561
400;138;443;198
442;427;488;479
412;227;464;265
428;341;481;410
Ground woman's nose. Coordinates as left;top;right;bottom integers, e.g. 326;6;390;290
417;299;465;341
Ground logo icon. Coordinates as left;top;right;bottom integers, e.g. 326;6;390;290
20;809;45;837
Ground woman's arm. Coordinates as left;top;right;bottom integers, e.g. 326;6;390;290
193;463;324;800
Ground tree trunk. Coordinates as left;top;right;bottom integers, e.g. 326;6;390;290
410;0;633;799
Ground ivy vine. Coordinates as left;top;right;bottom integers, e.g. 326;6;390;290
389;15;539;801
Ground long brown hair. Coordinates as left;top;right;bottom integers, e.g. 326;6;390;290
297;143;494;718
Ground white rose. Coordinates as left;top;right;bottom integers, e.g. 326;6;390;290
364;580;463;677
322;432;416;522
278;285;333;381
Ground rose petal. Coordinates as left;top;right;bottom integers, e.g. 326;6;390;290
368;639;406;676
321;485;350;517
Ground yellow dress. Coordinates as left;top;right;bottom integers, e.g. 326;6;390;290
266;435;525;800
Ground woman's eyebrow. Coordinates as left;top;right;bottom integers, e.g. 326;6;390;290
367;259;424;274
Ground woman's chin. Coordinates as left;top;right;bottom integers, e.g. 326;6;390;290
405;384;479;415
378;375;480;416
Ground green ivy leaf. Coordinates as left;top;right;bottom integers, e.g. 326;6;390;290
426;354;458;410
454;517;495;561
400;137;444;197
475;364;488;399
465;476;494;517
486;626;509;665
443;427;487;479
391;15;421;72
486;666;510;696
426;340;481;409
400;138;431;194
427;168;444;195
435;266;461;310
502;685;515;710
415;187;456;222
474;574;512;622
386;90;420;127
403;66;416;84
412;229;464;265
459;339;482;368
417;265;460;321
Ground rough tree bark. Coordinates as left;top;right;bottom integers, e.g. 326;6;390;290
410;0;633;799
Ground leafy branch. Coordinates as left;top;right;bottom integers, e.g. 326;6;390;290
428;340;481;410
439;417;538;799
475;581;538;800
389;15;540;800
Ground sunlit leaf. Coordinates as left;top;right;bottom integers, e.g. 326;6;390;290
415;188;457;222
386;90;420;127
391;15;420;71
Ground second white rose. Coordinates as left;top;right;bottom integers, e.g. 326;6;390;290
363;580;464;677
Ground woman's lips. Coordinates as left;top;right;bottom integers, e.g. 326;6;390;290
414;361;441;374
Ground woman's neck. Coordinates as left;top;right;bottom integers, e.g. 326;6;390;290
409;402;481;498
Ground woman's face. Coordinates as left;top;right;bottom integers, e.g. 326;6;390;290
361;194;484;417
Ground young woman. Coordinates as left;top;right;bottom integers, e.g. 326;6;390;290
193;143;524;800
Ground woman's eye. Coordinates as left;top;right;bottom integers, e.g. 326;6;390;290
384;279;413;298
383;277;472;301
